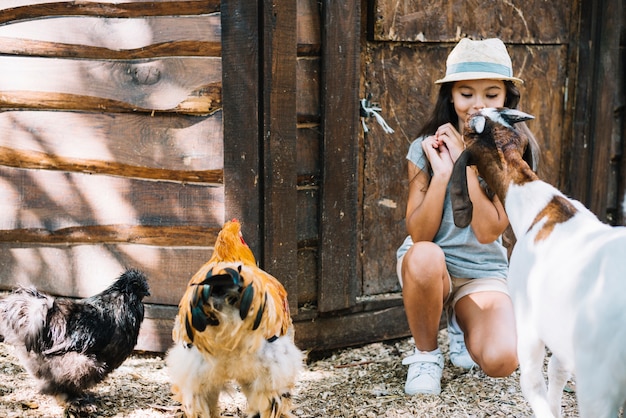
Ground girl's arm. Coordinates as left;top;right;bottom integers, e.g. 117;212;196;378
465;166;509;243
405;161;448;243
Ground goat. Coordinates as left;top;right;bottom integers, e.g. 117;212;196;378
450;107;626;418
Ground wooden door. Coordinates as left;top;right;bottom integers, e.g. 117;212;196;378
360;0;579;296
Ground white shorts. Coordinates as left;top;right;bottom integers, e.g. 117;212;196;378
396;253;509;308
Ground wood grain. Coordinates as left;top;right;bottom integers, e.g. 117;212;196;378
262;0;299;314
1;1;220;25
0;15;221;46
318;0;360;312
0;111;223;173
0;242;217;306
0;57;221;113
371;0;573;43
221;0;262;256
0;37;221;58
0;167;224;231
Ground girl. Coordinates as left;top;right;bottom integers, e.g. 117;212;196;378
396;38;537;395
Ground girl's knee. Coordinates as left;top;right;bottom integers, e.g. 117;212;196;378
403;242;446;280
478;345;518;377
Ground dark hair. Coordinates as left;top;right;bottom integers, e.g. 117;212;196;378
415;80;539;171
416;80;521;138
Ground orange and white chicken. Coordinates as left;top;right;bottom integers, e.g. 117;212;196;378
166;220;303;418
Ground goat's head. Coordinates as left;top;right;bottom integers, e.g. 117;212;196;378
450;107;535;228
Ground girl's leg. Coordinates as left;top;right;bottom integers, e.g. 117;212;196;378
455;291;518;377
401;241;451;351
399;242;451;395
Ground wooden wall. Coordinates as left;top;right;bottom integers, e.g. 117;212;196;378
0;0;224;351
0;0;623;353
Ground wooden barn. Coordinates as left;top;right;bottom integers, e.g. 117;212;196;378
0;0;623;353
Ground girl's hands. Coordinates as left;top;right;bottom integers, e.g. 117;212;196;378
434;123;465;162
421;123;464;178
421;134;453;178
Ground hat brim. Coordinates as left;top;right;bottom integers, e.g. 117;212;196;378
435;71;523;85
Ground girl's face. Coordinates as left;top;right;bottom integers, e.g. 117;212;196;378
451;79;507;128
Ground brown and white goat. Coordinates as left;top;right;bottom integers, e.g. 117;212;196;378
451;107;626;418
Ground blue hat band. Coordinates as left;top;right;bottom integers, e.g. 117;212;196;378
447;61;513;77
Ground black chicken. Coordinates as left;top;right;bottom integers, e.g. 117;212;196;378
0;268;150;413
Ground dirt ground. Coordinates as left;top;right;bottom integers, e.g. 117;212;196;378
0;329;581;418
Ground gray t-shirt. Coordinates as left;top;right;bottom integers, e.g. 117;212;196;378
396;136;508;279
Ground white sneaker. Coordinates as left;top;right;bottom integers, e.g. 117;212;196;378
447;311;477;370
402;350;444;395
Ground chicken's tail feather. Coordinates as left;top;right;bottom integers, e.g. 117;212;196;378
239;267;291;340
0;287;53;351
185;266;244;341
175;262;292;352
238;281;268;330
251;292;267;331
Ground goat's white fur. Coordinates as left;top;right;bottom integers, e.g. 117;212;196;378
454;108;626;418
508;182;626;418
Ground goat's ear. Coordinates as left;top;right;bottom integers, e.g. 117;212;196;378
522;145;535;172
450;149;473;228
499;108;534;125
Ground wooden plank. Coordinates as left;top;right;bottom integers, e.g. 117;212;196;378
370;0;573;43
0;167;224;231
221;0;262;256
0;15;221;47
296;247;317;305
0;56;221;113
614;13;626;226
587;0;622;222
0;111;223;175
296;126;319;306
0;1;220;25
296;125;321;178
0;15;221;59
0;243;215;306
0;89;221;116
318;0;360;312
0;147;222;184
565;1;595;204
5;0;175;5
262;0;298;314
0;225;220;246
135;299;411;353
556;1;583;198
295;304;410;351
297;57;321;121
0;37;221;59
297;0;321;53
136;303;182;353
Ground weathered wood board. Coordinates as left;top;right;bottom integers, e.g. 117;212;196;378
370;0;573;43
0;167;224;230
0;15;221;46
0;111;223;174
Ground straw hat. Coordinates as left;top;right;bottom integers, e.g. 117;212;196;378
435;38;523;84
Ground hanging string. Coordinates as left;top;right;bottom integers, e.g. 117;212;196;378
360;97;394;134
